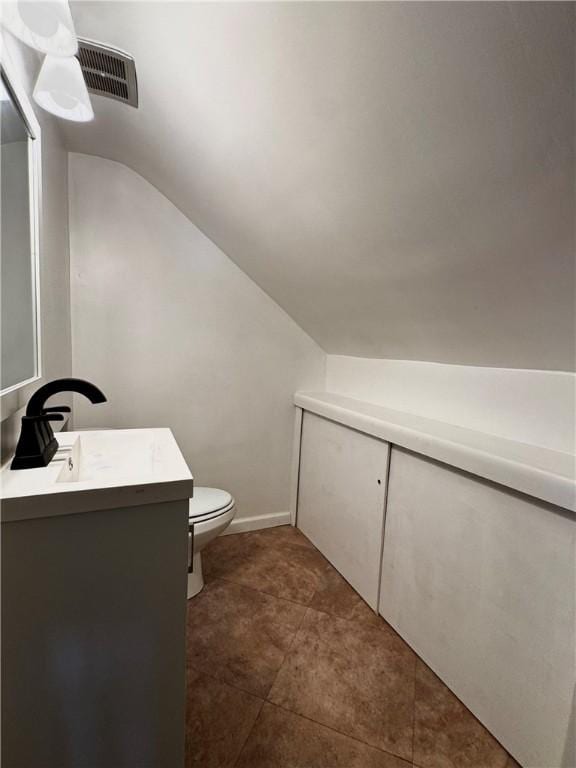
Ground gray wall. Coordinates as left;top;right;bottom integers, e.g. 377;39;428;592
68;154;325;522
66;1;575;370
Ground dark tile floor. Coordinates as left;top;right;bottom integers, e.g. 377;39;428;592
186;526;521;768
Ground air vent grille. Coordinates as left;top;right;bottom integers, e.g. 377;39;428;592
83;71;129;101
76;38;138;108
78;47;127;80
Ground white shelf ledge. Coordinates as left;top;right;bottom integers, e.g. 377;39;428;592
294;392;575;511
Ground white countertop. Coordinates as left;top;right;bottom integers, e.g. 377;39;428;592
295;392;576;511
0;428;194;523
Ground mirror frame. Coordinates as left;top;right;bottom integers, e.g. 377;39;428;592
0;50;42;396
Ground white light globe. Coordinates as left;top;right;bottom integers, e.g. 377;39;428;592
1;0;78;57
33;55;93;122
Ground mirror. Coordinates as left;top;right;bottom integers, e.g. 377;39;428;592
1;63;41;395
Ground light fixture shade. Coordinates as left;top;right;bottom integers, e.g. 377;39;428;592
1;0;78;57
33;54;93;122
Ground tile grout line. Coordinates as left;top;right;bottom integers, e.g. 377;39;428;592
192;530;519;768
230;697;266;768
264;605;311;698
186;661;266;702
186;598;310;703
206;573;315;610
259;586;415;765
262;590;414;765
187;667;267;701
207;561;393;632
188;604;412;764
210;575;396;648
188;664;414;768
196;531;416;765
263;700;413;766
207;569;312;768
184;664;265;767
236;555;517;768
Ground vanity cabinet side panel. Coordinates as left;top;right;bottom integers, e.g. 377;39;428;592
1;499;189;768
297;411;389;609
379;447;576;768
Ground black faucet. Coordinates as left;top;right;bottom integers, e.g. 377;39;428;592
10;378;107;470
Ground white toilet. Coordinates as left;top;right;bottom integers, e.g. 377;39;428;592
187;487;236;599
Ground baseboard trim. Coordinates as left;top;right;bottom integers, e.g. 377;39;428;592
223;510;291;535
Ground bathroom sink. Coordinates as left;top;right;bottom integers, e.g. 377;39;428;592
55;430;170;483
0;428;194;522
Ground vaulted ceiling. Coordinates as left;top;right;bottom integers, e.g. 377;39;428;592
65;2;575;370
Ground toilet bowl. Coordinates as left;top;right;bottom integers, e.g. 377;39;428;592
188;487;235;599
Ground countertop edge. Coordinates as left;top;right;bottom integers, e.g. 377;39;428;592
294;392;576;512
1;427;194;523
1;478;194;523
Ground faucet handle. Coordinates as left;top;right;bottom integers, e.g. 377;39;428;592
42;406;71;414
10;414;62;469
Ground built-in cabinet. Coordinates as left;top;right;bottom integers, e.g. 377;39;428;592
297;412;389;609
293;395;576;768
379;448;575;768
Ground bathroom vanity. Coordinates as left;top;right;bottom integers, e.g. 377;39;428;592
0;428;194;768
293;392;575;768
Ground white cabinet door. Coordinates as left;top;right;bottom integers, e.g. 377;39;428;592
380;447;576;768
297;411;390;609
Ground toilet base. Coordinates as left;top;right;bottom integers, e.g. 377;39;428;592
187;552;204;599
186;498;236;599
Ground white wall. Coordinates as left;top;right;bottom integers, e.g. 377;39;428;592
0;32;72;453
66;2;575;370
326;356;575;454
69;154;325;522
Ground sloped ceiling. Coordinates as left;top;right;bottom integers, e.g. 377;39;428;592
65;1;575;370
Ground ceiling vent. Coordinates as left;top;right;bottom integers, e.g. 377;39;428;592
76;38;138;108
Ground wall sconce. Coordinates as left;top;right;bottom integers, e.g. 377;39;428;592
33;54;93;122
1;0;78;57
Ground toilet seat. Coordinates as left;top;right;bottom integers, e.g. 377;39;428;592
189;487;235;524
